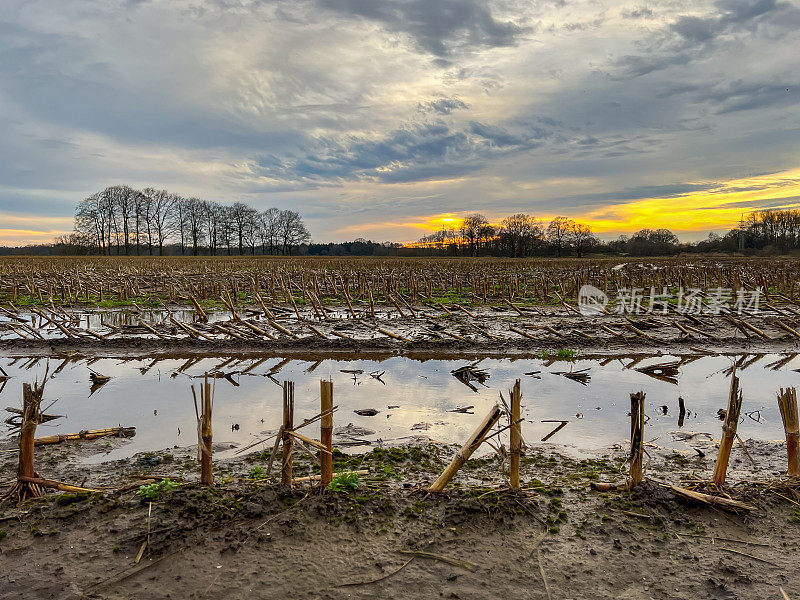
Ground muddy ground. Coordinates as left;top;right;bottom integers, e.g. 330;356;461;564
2;305;800;358
1;435;799;600
2;303;800;599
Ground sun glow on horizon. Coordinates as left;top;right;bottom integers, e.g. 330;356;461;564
4;169;800;247
577;168;800;235
388;167;800;244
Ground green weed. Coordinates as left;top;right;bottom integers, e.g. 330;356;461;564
326;471;360;493
137;479;180;501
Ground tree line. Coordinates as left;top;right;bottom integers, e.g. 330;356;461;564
61;185;310;256
410;209;800;257
12;201;800;258
410;213;686;258
690;209;800;255
411;213;603;257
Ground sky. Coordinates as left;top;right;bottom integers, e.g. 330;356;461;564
2;0;800;246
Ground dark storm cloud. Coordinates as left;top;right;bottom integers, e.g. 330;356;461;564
0;194;75;217
671;15;719;44
315;0;529;57
669;0;785;47
0;23;303;153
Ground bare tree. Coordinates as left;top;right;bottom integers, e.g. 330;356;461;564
171;197;189;255
74;194;106;254
141;188;176;255
278;209;310;255
108;185;137;255
460;214;488;256
217;205;235;255
547;216;573;257
184;198;206;255
202;201;222;256
228;202;258;255
259;208;280;254
499;213;542;257
569;222;596;258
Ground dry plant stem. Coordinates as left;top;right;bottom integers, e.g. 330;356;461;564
18;384;39;482
264;426;283;478
33;426;135;446
337;557;415;588
777;387;800;477
17;476;103;494
629;391;645;487
540;420;568;442
192;374;214;486
286;430;330;453
718;547;778;566
509;379;522;489
668;485;754;512
428;404;501;492
320;379;334;487
713;370;742;487
5;374;47;503
398;550;477;572
282;381;295;486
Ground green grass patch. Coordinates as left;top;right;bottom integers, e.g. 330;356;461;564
137;478;180;501
327;471;360;493
540;348;577;360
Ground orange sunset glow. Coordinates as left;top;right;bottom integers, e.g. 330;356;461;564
2;0;799;250
329;168;800;245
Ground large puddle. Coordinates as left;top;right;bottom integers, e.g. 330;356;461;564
1;353;797;463
0;308;395;340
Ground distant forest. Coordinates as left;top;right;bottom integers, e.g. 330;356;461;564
2;188;800;257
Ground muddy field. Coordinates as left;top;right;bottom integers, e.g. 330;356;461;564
3;255;800;357
1;347;800;599
1;439;799;600
2;305;800;359
2;256;800;599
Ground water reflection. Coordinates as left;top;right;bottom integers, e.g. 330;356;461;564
0;353;797;462
0;308;397;340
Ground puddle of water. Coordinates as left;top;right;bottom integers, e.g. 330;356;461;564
0;354;796;463
0;308;395;339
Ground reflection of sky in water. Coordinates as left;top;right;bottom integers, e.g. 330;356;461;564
1;354;797;462
0;309;395;340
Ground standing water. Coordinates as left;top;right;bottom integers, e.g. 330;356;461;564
0;353;796;462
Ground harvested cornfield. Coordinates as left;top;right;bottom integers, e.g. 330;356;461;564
1;255;800;309
0;255;798;356
4;256;800;600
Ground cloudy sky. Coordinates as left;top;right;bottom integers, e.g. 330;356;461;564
2;0;800;245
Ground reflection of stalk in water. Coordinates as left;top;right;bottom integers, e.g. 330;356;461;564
635;360;680;385
552;368;591;386
88;369;111;397
450;363;490;393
